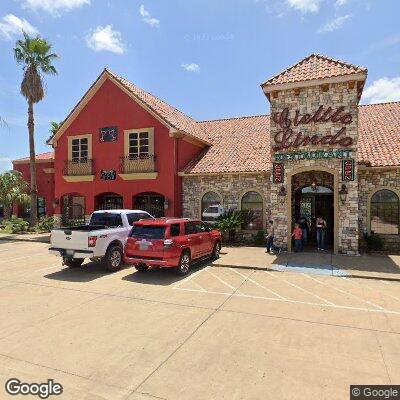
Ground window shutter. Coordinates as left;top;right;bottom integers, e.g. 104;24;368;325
148;128;155;156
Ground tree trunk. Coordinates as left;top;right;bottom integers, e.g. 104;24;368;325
3;205;11;220
28;99;38;226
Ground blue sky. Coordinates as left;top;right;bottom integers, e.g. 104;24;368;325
0;0;399;171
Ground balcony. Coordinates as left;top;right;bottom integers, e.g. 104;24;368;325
119;155;157;180
63;159;95;182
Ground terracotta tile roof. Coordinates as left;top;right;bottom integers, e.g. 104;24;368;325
358;102;400;167
182;102;400;174
261;53;367;88
106;69;211;145
182;115;270;174
13;151;54;163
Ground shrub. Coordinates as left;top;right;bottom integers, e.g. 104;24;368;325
3;217;29;234
253;229;266;246
364;233;384;251
215;210;245;243
35;216;56;232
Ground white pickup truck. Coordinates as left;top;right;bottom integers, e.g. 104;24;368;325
49;210;154;271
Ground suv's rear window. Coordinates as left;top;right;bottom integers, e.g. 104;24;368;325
89;213;123;227
130;225;166;239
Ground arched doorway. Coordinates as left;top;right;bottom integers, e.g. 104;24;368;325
133;193;165;217
294;185;334;248
95;192;123;210
287;167;339;253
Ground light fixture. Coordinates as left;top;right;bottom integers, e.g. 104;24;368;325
278;186;286;204
52;198;60;209
164;198;169;210
339;184;348;204
311;181;318;192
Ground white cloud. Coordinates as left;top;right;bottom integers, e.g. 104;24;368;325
362;77;400;104
181;63;200;73
318;14;351;33
286;0;321;13
0;14;38;40
86;25;125;54
139;5;160;27
19;0;90;16
335;0;347;6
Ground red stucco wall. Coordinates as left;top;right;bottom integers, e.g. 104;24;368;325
13;161;55;216
53;77;203;217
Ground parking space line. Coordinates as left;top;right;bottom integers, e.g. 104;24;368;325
174;286;400;315
264;270;336;306
173;267;210;289
304;274;385;311
206;269;244;295
231;268;287;300
341;277;400;304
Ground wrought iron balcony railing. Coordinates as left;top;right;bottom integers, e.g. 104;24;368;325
120;155;156;174
63;159;95;176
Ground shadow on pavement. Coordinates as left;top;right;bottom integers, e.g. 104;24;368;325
122;259;211;286
44;261;130;283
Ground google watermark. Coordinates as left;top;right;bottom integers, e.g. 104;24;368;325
5;378;63;399
350;385;400;400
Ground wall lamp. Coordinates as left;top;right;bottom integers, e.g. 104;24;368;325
278;186;286;204
339;184;348;204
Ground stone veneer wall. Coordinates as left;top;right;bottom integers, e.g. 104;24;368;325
358;168;400;252
182;173;270;233
269;81;360;254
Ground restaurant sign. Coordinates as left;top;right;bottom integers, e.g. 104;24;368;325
273;163;284;183
272;106;354;151
342;159;355;181
274;149;353;162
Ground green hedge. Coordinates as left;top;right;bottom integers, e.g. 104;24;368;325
2;217;29;234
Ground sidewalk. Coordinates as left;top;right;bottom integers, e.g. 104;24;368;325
213;246;400;281
0;232;50;243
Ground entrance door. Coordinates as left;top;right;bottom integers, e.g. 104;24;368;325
295;186;334;249
133;194;165;218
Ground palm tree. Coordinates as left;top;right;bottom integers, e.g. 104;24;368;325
14;32;58;226
48;120;62;142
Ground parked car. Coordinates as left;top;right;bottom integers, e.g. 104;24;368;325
124;218;222;275
202;204;224;224
49;210;154;271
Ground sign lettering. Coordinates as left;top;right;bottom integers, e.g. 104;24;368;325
275;149;353;162
272;106;354;151
273;163;284;183
100;170;117;180
342;159;355;181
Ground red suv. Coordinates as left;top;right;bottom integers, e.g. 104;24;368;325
124;218;222;275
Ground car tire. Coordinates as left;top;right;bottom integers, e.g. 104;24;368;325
103;245;123;272
211;241;221;260
63;257;84;268
135;263;149;272
175;250;191;276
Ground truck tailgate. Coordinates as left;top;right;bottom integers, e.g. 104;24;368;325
51;229;90;251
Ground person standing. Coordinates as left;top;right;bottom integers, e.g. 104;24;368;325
316;216;327;251
298;215;309;247
292;223;303;252
265;220;281;254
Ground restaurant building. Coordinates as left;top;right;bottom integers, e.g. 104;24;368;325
13;54;400;253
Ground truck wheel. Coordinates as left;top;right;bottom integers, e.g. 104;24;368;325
63;257;84;268
211;242;221;260
175;250;191;276
135;263;149;272
103;245;123;272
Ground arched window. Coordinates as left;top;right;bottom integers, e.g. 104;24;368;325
201;192;222;223
371;190;399;235
241;191;263;230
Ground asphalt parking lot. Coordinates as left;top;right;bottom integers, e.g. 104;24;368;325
0;240;399;400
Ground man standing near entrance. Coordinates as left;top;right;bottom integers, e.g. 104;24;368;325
265;220;281;254
316;216;327;251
